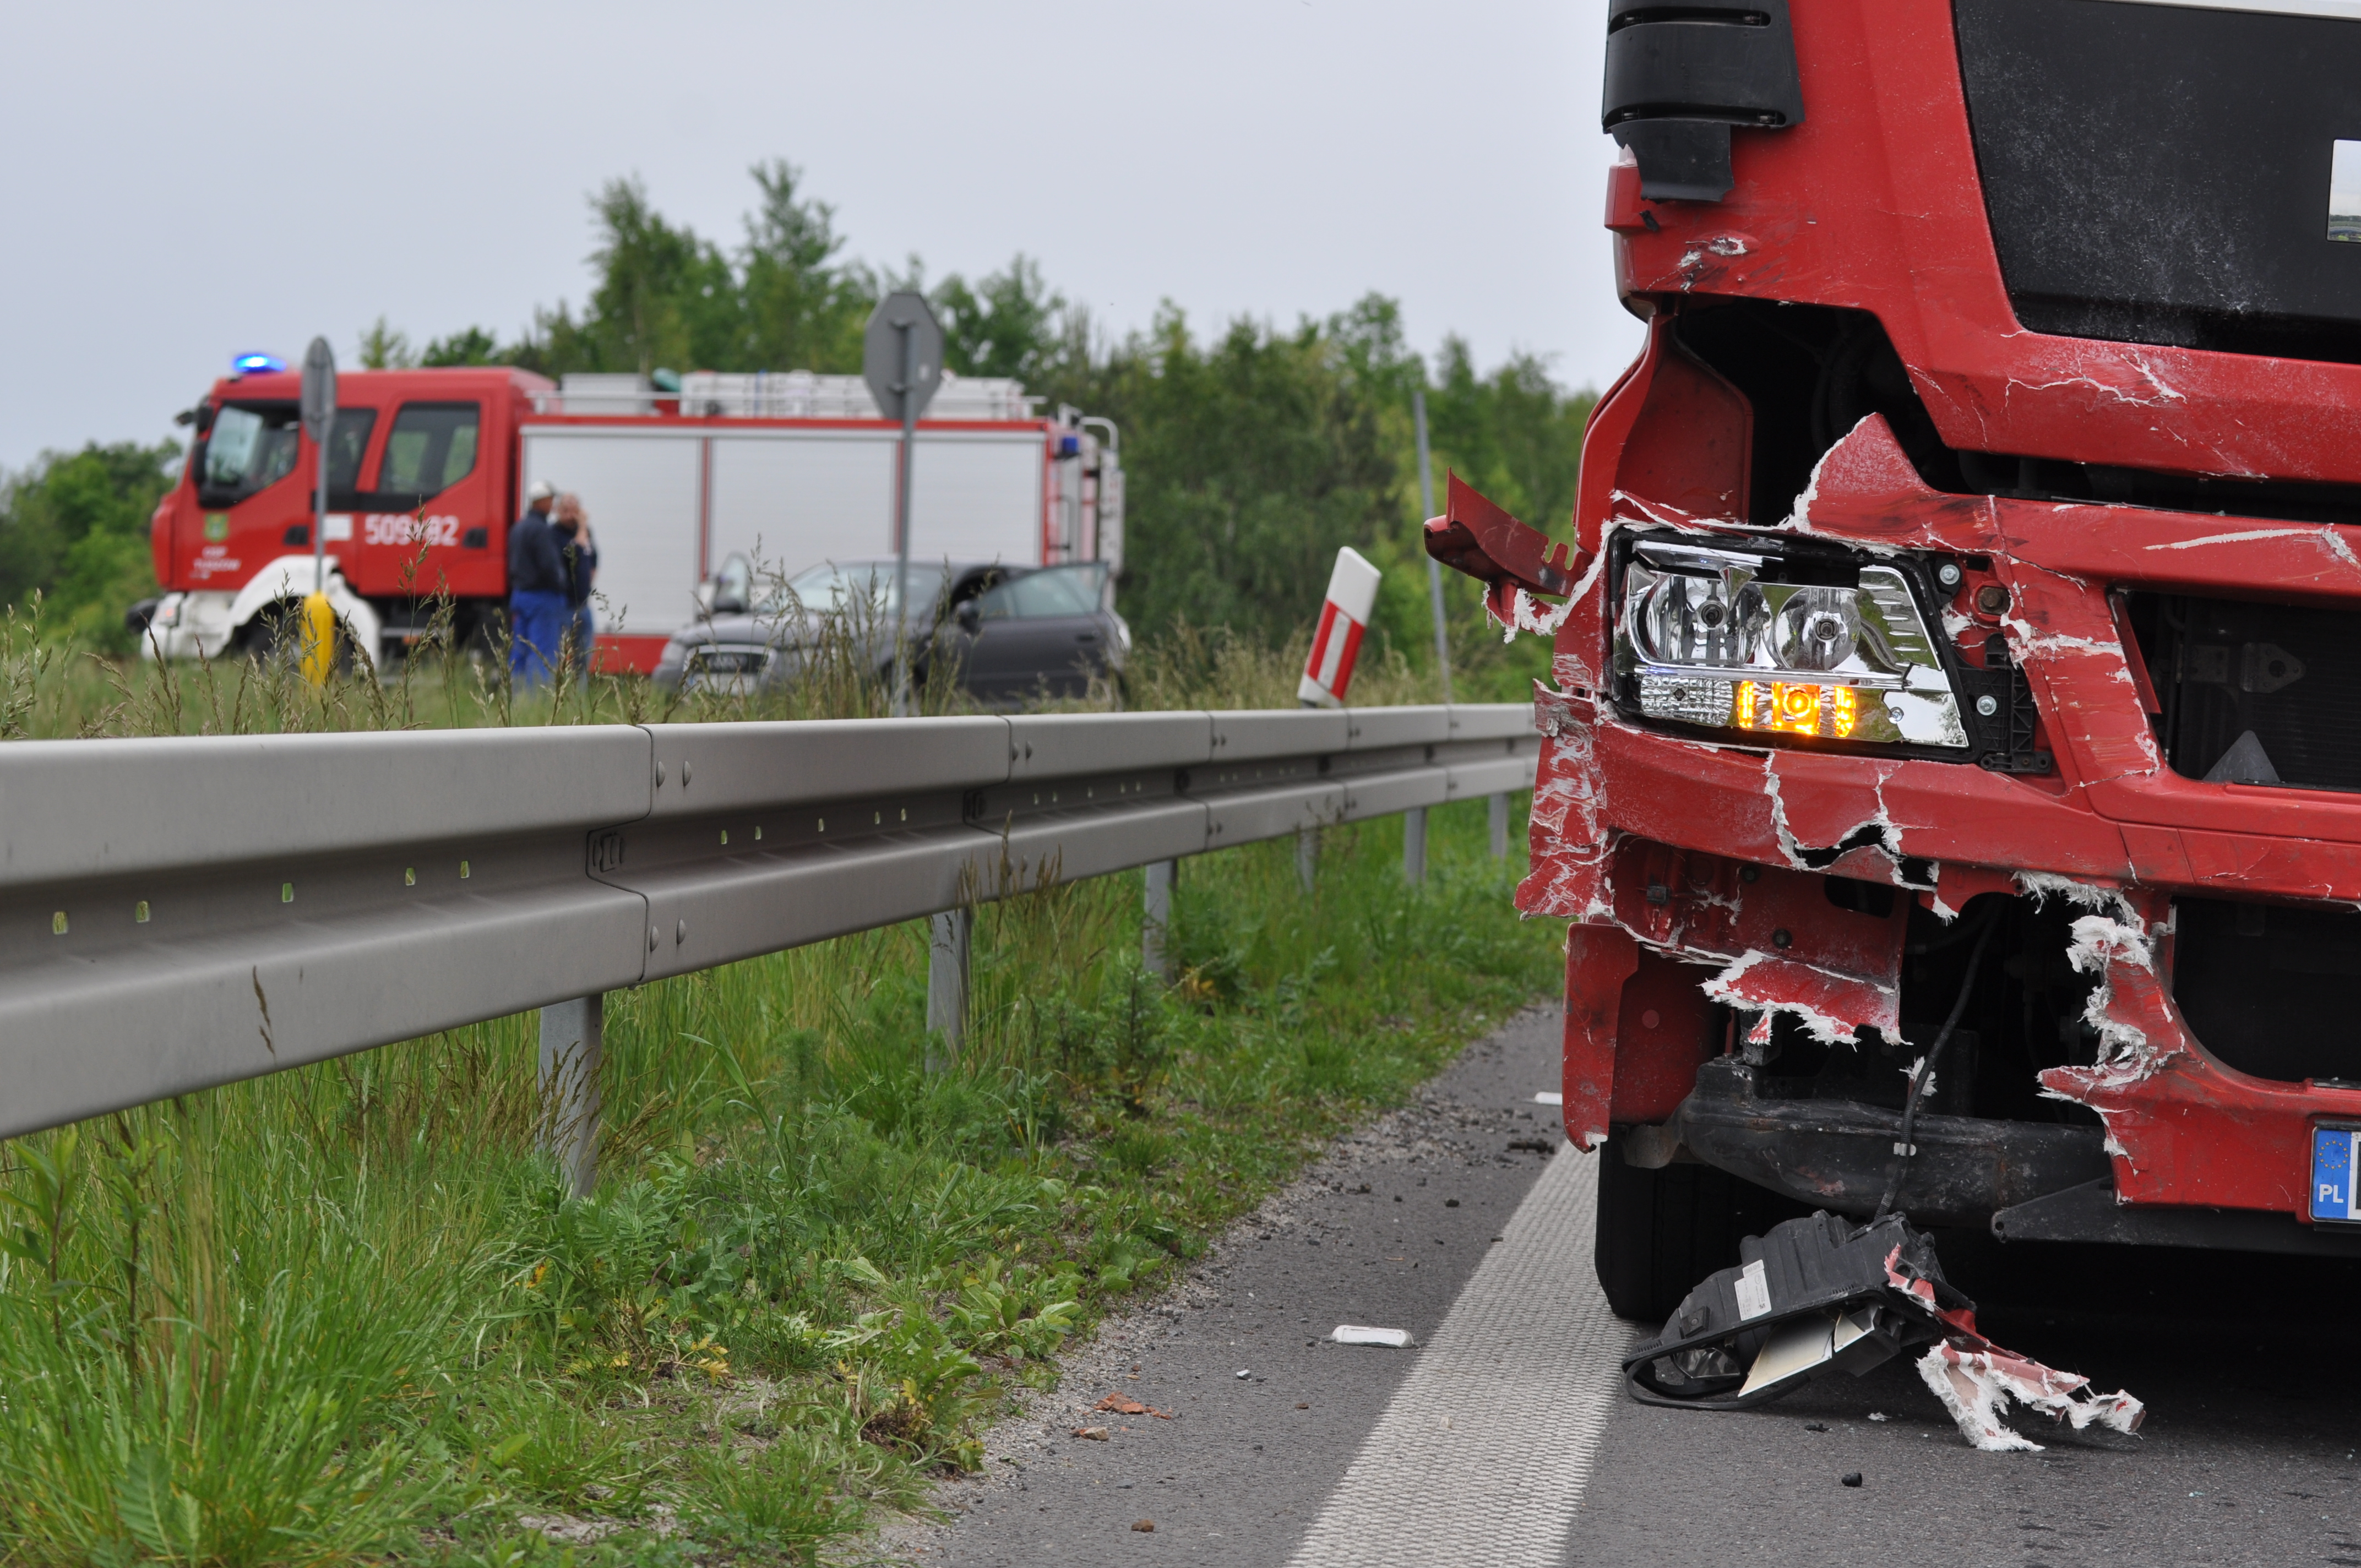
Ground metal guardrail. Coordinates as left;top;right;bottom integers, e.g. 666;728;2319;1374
0;705;1537;1147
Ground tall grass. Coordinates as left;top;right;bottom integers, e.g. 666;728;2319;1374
0;611;1554;1565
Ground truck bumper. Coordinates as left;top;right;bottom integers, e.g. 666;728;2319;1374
139;592;237;661
1529;412;2361;1243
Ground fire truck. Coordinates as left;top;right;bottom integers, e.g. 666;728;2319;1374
140;365;1121;671
1432;0;2361;1319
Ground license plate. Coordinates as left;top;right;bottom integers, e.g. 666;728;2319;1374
2311;1125;2361;1223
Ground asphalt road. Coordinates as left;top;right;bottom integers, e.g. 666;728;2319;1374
899;1009;2361;1567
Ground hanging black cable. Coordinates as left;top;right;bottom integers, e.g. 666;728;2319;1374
1872;908;2002;1226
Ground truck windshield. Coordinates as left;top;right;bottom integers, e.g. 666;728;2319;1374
199;403;298;505
197;404;376;508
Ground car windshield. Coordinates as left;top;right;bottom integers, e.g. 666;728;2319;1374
977;563;1106;620
761;561;949;618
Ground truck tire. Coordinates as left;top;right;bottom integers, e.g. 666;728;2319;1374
1594;1139;1805;1322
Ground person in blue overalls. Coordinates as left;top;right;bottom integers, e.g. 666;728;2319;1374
507;480;568;683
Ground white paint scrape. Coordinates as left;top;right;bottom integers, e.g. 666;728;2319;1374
1286;1145;1627;1567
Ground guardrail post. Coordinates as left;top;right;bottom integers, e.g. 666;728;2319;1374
927;907;972;1071
1490;792;1512;859
537;994;603;1200
1297;825;1318;892
1144;859;1176;979
1403;807;1428;884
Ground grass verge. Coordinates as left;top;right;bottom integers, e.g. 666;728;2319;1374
0;795;1554;1565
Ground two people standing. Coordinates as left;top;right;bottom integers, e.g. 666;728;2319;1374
507;481;599;682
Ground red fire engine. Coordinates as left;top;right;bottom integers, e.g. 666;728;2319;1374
141;366;1120;671
1433;0;2361;1317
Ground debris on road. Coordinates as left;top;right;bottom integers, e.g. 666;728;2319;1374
1841;1472;1864;1488
1623;1210;2142;1451
1095;1394;1174;1419
1508;1137;1557;1153
1803;1422;1828;1432
1235;1368;1252;1379
1534;1091;1563;1105
1071;1425;1111;1441
1133;1519;1155;1533
1917;1343;2144;1453
1330;1325;1417;1348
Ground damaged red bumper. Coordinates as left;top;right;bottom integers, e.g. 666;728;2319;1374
1483;405;2361;1238
1442;0;2361;1255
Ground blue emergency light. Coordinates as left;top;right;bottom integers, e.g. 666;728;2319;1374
232;352;286;375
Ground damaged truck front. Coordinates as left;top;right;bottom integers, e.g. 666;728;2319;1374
1434;0;2361;1333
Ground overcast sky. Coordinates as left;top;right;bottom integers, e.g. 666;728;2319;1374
0;2;1635;471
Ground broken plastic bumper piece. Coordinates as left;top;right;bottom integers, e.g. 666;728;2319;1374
1625;1210;2143;1450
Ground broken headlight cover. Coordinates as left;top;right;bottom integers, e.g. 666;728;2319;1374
1617;539;1970;750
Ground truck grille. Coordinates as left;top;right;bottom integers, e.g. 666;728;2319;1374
2141;593;2361;792
1956;0;2361;364
2174;897;2361;1085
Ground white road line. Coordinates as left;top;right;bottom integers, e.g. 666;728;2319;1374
1286;1142;1630;1568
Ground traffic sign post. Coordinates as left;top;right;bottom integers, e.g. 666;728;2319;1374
863;292;943;714
297;337;338;685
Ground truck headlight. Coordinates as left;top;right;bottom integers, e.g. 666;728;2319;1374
1616;538;1969;749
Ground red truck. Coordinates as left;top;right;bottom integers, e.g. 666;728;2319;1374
140;366;1120;671
1433;0;2361;1320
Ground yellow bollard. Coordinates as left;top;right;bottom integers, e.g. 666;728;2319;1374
297;592;337;687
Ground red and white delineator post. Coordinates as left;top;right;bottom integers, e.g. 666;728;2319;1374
1298;547;1384;707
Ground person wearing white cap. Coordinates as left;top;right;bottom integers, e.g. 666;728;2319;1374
507;480;567;682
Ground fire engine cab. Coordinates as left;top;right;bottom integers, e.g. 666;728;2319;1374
140;364;1120;672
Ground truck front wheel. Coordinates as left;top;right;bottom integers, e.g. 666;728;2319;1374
1593;1140;1804;1322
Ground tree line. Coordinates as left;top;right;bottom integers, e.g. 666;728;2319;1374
3;161;1596;684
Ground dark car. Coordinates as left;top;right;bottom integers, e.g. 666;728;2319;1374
653;557;1129;705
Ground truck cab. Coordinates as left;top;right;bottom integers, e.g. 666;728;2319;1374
145;366;543;662
1433;0;2361;1318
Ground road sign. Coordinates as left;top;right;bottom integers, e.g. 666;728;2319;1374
864;293;943;423
300;336;338;655
300;336;337;442
865;293;944;713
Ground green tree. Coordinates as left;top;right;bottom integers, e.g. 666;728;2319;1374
1056;303;1400;647
357;318;417;370
0;442;181;651
575;177;739;376
738;159;872;373
934;256;1064;382
1424;336;1592;535
420;326;503;367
